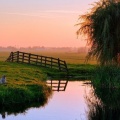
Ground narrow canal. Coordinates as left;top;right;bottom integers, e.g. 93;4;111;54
1;80;120;120
1;80;91;120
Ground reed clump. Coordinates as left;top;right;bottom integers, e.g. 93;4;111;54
92;65;120;88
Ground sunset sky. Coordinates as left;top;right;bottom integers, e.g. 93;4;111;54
0;0;96;48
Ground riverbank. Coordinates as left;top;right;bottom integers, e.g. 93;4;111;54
0;61;52;105
41;63;96;79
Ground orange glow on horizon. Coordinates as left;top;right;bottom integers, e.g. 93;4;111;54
0;0;96;47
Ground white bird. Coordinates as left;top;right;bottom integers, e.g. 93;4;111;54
0;75;6;84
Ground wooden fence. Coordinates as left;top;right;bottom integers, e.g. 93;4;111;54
6;51;68;73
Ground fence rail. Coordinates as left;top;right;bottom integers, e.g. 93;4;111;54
6;51;68;73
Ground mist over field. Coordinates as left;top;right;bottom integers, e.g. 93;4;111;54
0;46;97;64
0;46;89;53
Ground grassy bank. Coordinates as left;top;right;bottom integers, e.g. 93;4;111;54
0;61;52;105
39;63;96;79
68;64;96;79
0;51;97;79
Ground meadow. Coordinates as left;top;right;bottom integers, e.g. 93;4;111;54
0;51;96;79
0;51;54;105
0;51;97;64
0;50;93;105
0;50;119;107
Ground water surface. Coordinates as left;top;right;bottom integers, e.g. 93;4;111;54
4;80;120;120
2;81;90;120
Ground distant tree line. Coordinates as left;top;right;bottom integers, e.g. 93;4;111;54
0;46;88;53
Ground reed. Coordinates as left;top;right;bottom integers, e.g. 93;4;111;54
92;65;120;88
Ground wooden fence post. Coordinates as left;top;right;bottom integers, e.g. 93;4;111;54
17;51;19;63
50;79;52;89
11;52;14;62
36;55;38;65
58;58;61;71
28;53;31;64
64;61;68;71
22;53;24;63
41;56;42;66
51;57;53;68
64;61;69;76
64;81;68;91
58;80;61;91
45;57;47;67
6;52;12;62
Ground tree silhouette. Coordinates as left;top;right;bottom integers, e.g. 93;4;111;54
77;0;120;65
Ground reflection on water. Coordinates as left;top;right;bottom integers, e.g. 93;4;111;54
46;79;68;91
0;97;51;119
86;86;120;120
1;80;90;120
1;79;120;120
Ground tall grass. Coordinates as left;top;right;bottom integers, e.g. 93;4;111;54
86;85;120;120
92;65;120;88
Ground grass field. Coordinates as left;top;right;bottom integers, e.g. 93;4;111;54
0;51;96;79
0;50;97;105
0;61;47;84
0;51;97;64
0;54;52;105
0;52;10;61
0;61;52;105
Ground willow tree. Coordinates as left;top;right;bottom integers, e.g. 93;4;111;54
77;0;120;65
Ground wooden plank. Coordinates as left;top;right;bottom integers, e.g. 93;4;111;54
52;86;65;88
47;83;67;85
